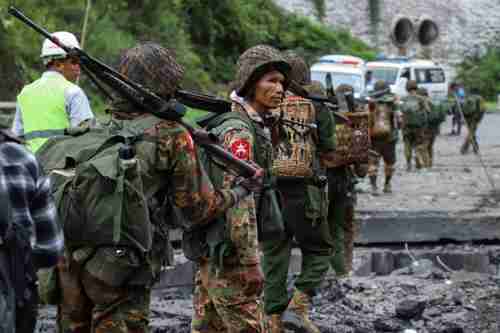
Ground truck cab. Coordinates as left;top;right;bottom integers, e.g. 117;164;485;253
310;55;366;98
366;57;448;103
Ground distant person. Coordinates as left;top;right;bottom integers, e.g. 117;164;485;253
0;119;63;333
448;82;463;136
365;70;375;92
367;80;400;194
12;31;94;152
460;87;486;154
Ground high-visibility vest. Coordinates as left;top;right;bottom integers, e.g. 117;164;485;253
17;74;72;152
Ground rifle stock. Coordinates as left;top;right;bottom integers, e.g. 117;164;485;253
9;6;260;178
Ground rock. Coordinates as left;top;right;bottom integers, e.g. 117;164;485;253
373;317;404;331
395;299;426;320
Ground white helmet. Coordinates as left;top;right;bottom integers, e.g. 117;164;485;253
40;31;80;65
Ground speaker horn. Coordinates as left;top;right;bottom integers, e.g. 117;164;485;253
390;16;415;48
416;16;439;46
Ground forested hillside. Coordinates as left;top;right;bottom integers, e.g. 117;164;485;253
0;0;374;112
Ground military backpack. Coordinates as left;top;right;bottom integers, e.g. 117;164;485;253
462;95;485;122
427;102;447;126
401;95;428;128
36;118;162;254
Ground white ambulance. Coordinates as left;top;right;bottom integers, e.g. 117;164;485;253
310;55;366;98
366;57;448;103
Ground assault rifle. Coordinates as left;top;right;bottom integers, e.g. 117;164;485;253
9;6;260;178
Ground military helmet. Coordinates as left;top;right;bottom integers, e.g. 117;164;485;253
417;87;428;96
234;44;291;97
406;79;418;91
335;84;354;95
283;50;311;86
118;42;184;99
374;80;388;92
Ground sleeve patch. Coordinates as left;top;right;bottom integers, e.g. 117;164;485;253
230;139;251;160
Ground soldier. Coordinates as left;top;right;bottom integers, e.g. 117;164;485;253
259;51;336;333
401;80;431;171
367;80;400;194
190;45;290;333
326;84;366;277
417;87;445;168
12;31;94;152
448;82;464;136
55;42;259;333
460;87;486;154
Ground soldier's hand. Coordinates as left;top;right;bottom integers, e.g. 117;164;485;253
237;163;264;193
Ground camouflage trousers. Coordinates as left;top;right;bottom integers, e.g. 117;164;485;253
426;127;439;167
367;139;396;178
191;260;265;333
56;254;150;333
461;121;480;154
328;166;357;275
403;129;429;170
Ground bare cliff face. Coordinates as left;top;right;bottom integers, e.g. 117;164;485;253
273;0;500;73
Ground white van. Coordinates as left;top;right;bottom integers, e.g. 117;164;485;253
366;58;448;103
310;55;366;98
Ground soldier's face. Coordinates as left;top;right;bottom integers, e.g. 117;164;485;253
252;70;285;110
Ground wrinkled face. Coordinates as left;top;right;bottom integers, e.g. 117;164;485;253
252;70;285;110
54;56;80;82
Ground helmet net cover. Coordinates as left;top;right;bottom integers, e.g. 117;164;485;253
406;79;418;91
283;50;311;86
374;80;388;92
118;42;184;99
234;44;291;98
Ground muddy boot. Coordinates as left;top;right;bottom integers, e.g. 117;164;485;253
282;289;320;333
369;176;378;196
383;176;392;194
268;314;283;333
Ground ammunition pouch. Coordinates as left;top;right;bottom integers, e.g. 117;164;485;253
257;186;286;242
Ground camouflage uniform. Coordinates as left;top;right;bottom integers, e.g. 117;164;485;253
191;45;291;333
56;43;243;333
461;93;486;155
367;81;399;194
261;51;336;331
417;87;439;167
402;82;431;170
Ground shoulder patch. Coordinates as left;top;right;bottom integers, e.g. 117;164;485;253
230;139;251;160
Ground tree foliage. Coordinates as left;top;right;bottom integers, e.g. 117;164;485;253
0;0;374;112
456;48;500;100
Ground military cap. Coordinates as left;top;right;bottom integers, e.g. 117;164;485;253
283;50;311;86
118;42;184;99
234;45;291;98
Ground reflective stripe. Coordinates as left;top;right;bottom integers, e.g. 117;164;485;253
22;129;66;140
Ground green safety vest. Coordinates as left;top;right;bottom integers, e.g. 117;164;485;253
17;74;72;152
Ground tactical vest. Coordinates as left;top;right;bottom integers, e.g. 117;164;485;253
17;74;72;152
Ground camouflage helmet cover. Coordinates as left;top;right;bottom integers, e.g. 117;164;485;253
118;42;184;98
374;80;388;92
234;44;291;97
417;87;428;96
406;79;418;91
283;50;311;86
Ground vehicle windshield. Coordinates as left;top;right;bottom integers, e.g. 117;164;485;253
311;71;363;94
415;68;445;83
369;67;399;85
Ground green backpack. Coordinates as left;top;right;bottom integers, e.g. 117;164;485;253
36;118;161;253
402;95;428;128
427;102;447;126
462;95;484;121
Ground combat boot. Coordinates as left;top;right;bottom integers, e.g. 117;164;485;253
282;288;320;333
268;314;283;333
383;176;392;194
369;176;378;195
